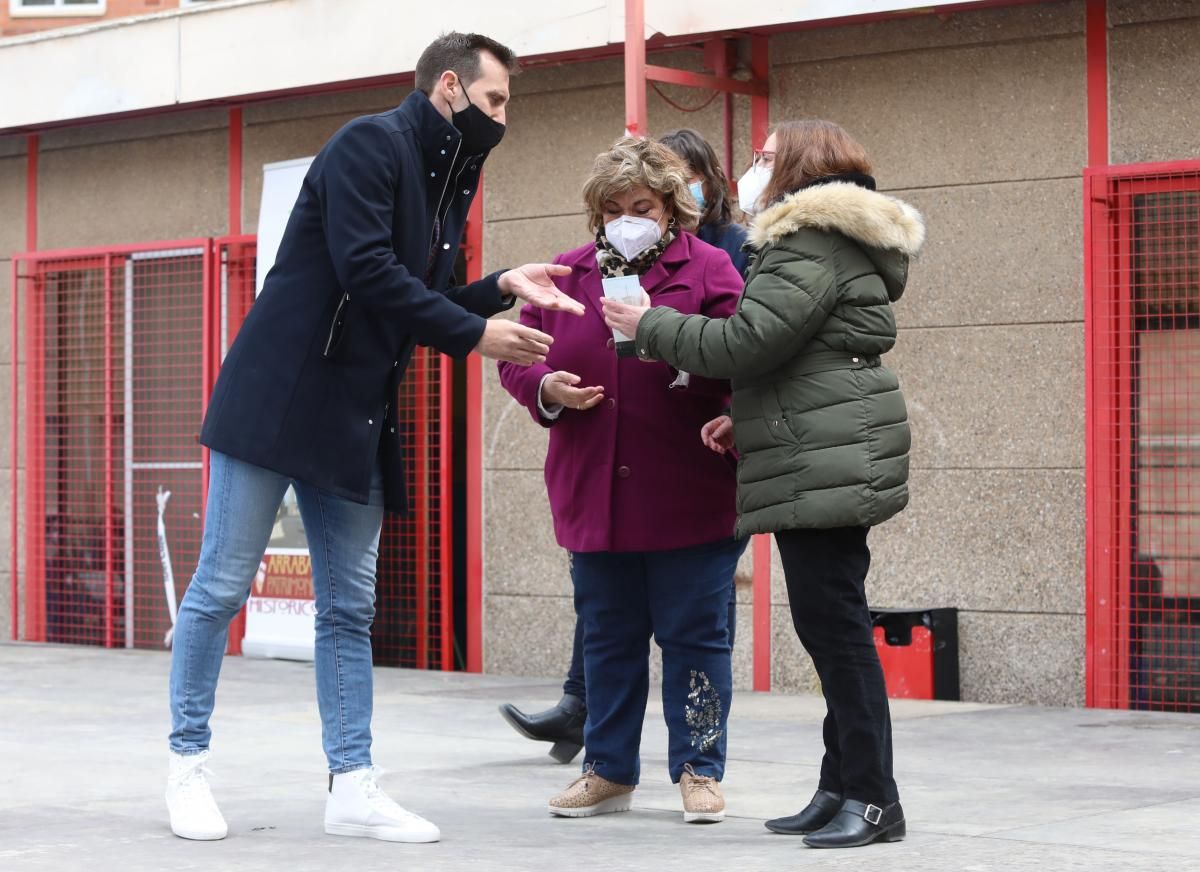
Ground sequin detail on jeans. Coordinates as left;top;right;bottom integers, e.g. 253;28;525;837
685;670;723;752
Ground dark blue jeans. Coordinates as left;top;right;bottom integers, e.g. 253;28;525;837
571;537;745;786
563;573;738;699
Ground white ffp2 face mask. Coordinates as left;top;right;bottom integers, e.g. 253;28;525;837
737;165;772;215
604;215;663;262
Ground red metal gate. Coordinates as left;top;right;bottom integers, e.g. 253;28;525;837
1086;161;1200;711
11;238;458;669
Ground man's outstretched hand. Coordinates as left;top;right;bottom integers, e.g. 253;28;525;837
499;264;585;316
474;320;554;366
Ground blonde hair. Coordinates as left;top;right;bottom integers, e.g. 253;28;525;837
581;137;701;232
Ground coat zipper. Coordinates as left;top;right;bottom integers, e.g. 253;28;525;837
427;138;464;257
322;291;350;358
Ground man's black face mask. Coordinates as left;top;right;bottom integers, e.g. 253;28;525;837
451;73;505;154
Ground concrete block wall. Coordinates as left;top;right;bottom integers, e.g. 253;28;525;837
2;1;1199;705
764;1;1091;704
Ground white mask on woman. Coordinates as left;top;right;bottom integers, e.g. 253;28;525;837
737;165;772;215
604;215;663;262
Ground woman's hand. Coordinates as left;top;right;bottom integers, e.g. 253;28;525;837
601;298;651;341
542;371;605;412
701;415;735;454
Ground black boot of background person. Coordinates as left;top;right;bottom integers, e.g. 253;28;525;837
802;800;906;849
764;789;843;835
498;694;586;763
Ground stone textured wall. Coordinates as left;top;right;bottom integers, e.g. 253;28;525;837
3;1;1200;704
765;2;1091;705
479;4;1098;706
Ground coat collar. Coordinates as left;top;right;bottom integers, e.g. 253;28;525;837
748;182;925;257
396;90;493;167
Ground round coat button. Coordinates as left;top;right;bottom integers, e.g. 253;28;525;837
617;465;631;479
607;398;616;410
606;338;615;349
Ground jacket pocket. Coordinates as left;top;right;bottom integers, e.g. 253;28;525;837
322;292;350;359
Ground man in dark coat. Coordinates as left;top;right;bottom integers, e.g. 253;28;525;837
165;32;583;845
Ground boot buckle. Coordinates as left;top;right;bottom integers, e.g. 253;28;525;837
863;804;883;825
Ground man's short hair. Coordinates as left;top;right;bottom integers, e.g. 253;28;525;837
415;32;519;95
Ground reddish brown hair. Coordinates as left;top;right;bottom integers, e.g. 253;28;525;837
758;120;872;210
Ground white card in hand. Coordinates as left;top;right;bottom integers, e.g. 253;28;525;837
601;275;644;343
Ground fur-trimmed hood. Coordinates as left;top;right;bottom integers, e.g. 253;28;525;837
748;182;924;302
748;182;925;256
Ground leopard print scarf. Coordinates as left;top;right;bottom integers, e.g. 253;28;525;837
594;220;677;278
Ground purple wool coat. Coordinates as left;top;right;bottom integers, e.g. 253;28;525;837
499;231;743;553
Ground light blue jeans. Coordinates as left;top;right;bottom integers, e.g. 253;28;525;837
168;451;384;773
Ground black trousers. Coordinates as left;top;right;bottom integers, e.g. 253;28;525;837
776;526;899;804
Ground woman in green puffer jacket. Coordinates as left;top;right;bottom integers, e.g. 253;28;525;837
602;120;924;850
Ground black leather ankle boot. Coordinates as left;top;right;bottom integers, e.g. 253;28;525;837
802;799;906;848
498;694;586;763
764;789;843;835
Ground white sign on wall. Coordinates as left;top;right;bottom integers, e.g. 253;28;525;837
255;156;314;297
242;157;316;661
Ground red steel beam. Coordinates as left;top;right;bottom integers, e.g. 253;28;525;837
644;64;768;98
625;0;648;137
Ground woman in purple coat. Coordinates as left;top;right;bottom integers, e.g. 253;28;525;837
499;138;745;824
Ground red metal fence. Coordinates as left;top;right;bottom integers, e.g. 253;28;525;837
10;238;457;670
1086;161;1200;712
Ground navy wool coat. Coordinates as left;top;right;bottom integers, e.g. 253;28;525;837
201;91;512;512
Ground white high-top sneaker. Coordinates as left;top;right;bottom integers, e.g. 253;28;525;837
166;750;228;840
324;767;440;843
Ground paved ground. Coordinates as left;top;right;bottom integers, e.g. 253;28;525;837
2;643;1198;871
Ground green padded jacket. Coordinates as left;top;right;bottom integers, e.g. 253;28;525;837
636;180;925;535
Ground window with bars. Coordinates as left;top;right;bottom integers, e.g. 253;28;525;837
9;0;106;16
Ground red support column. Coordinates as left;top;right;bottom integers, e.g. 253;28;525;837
465;184;485;673
1085;0;1109;168
24;265;45;643
752;535;772;691
9;258;19;641
750;35;770;150
439;352;454;671
228;108;243;236
624;0;647;137
103;255;115;648
26;135;38;252
749;35;772;692
415;350;430;669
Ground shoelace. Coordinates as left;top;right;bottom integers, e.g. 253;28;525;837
683;764;718;797
172;758;216;798
567;763;599;793
358;766;423;821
